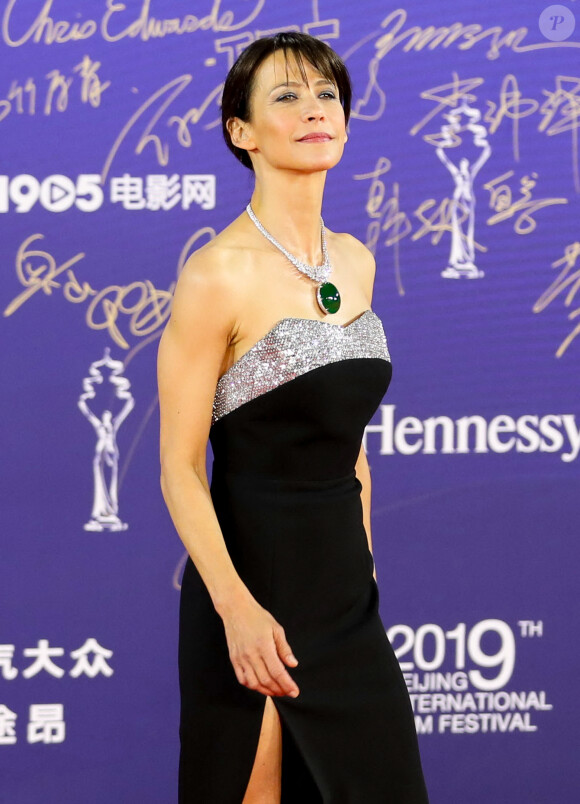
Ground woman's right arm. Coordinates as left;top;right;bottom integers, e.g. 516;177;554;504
157;250;299;698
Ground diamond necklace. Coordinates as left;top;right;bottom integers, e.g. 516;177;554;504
245;202;341;315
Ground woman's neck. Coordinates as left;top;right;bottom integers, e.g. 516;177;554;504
249;170;328;266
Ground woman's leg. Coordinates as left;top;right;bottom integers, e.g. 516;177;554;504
242;696;283;803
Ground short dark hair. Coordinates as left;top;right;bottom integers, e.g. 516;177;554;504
221;32;352;171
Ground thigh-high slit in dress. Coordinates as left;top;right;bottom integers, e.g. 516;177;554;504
178;309;429;802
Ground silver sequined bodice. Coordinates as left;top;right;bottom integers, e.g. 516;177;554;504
212;310;390;424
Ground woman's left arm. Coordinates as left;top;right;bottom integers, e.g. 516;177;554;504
355;443;377;582
340;231;378;580
346;233;378;582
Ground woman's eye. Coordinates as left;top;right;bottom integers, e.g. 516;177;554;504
275;90;337;102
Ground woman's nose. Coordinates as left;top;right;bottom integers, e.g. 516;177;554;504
302;95;324;120
302;97;325;121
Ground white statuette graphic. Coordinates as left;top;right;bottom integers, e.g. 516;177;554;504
434;102;491;279
78;348;134;531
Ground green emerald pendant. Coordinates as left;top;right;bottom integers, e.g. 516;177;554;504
316;282;341;315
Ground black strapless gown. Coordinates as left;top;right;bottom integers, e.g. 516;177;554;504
178;310;429;803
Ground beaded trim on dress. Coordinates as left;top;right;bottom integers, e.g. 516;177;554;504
212;310;390;424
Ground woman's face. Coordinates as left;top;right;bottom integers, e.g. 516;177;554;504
233;49;347;173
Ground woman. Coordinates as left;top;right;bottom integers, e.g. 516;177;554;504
157;31;429;803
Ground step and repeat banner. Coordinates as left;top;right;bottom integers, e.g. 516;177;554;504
2;1;578;801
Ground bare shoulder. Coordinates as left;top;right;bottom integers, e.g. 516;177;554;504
335;231;375;264
178;222;249;293
329;230;376;295
171;217;253;331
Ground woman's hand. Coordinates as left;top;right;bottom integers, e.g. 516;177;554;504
220;595;300;698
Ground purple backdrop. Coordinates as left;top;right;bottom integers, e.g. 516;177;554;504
2;1;579;801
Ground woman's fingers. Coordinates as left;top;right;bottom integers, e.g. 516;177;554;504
273;626;299;668
263;648;300;697
232;661;248;687
233;648;280;696
223;601;300;697
235;645;299;697
240;650;295;697
253;655;286;697
240;662;273;697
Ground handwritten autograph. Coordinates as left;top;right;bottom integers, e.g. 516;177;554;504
533;241;580;358
1;0;266;46
3;233;175;350
353;157;409;295
354;153;564;270
484;171;567;234
100;74;223;184
0;55;110;121
343;8;580;73
343;12;580;186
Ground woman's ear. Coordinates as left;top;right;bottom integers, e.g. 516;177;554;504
227;117;255;152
